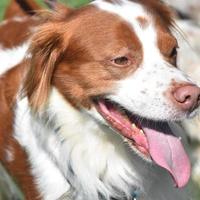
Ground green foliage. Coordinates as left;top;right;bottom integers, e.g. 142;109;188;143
0;0;9;20
60;0;92;7
0;0;93;20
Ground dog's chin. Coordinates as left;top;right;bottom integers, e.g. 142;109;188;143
91;97;191;189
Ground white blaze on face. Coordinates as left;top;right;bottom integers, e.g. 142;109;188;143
94;0;193;120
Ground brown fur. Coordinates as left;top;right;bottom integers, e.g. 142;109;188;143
136;16;150;29
0;17;38;48
0;1;43;199
4;0;41;19
157;26;178;66
134;0;174;27
0;64;41;199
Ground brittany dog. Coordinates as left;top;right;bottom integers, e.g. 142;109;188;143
0;0;200;199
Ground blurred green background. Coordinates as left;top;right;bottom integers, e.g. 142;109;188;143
0;0;92;20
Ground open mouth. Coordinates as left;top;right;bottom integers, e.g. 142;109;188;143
94;98;191;188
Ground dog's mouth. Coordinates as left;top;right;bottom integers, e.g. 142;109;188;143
94;98;191;188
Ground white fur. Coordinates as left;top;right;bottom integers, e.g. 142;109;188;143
0;17;29;26
0;43;29;75
5;147;14;162
14;88;191;200
12;16;29;23
14;96;70;200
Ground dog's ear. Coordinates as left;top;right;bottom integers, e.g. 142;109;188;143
23;4;76;111
24;20;74;111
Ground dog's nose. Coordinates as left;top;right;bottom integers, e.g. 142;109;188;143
172;84;200;111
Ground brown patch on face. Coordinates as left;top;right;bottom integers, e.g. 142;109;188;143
136;16;149;29
133;0;178;66
154;5;177;67
0;17;38;48
157;27;178;66
0;63;41;199
130;0;174;28
23;5;143;110
131;0;177;66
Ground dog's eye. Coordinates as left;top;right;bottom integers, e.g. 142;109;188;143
170;47;177;58
168;47;178;66
112;56;130;66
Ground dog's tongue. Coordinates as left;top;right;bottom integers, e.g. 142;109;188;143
144;128;191;188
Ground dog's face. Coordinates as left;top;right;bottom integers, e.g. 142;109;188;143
25;0;200;189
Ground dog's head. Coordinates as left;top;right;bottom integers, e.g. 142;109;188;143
24;0;200;188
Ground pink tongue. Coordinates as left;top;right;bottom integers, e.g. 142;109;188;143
144;128;191;188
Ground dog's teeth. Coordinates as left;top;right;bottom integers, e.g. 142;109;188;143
132;124;136;129
179;137;182;140
140;130;144;134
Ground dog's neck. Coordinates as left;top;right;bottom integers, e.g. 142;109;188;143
14;88;142;199
40;89;143;199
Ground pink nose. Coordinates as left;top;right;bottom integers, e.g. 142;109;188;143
172;84;200;111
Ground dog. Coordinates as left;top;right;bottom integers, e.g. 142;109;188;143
0;0;200;199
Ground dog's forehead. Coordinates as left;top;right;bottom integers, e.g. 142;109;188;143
93;0;153;39
92;0;162;45
93;0;149;19
72;0;173;61
92;0;173;27
83;0;176;64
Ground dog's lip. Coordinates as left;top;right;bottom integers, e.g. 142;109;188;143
94;98;150;155
94;98;191;188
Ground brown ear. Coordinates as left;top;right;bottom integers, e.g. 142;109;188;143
23;22;69;110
